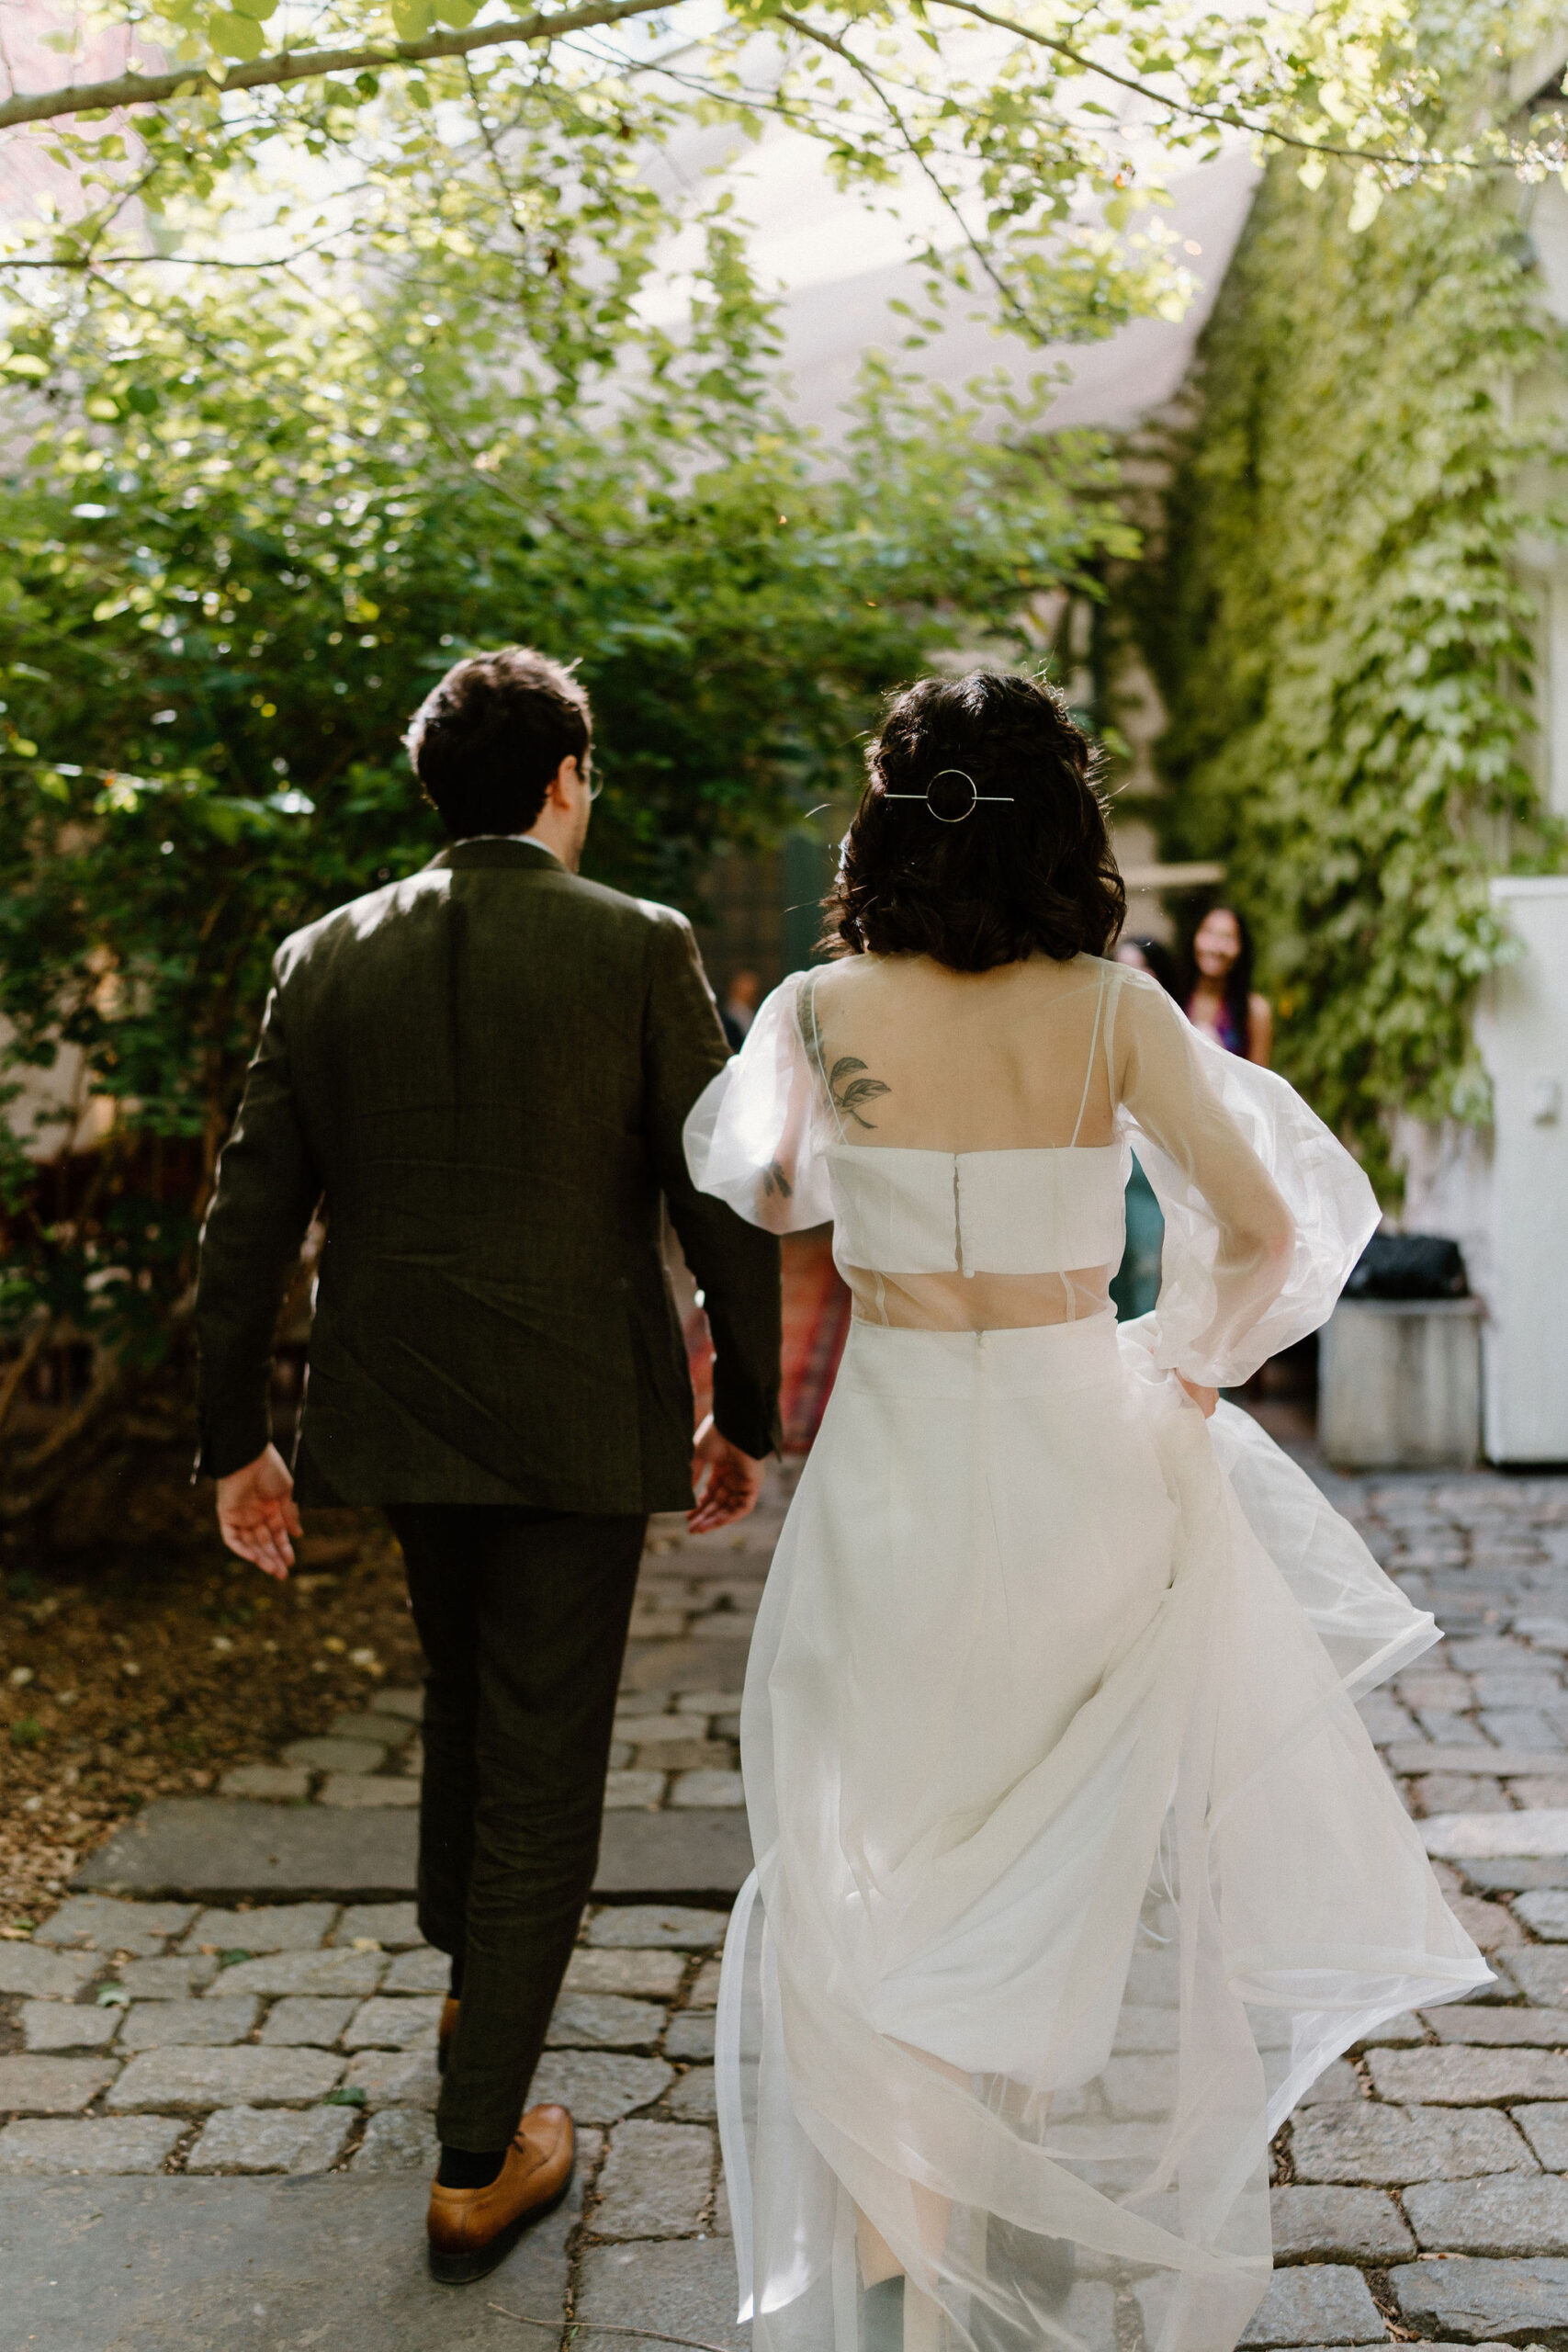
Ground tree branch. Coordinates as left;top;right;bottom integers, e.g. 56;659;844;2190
0;0;671;132
0;1312;56;1443
773;7;1038;337
929;0;1450;170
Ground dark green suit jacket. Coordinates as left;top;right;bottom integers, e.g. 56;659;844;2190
195;838;781;1512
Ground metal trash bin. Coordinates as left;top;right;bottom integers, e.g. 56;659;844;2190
1319;1296;1483;1471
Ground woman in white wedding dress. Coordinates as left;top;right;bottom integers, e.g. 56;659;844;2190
682;671;1487;2352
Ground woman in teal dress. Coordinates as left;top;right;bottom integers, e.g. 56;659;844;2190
1111;937;1179;1320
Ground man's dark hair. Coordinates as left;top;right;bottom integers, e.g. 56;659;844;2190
823;670;1124;971
405;647;592;839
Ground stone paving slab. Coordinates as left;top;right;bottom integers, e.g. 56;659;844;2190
121;1955;220;1997
1367;2044;1568;2102
593;2120;715;2237
0;2055;119;2113
77;1801;420;1901
334;1901;424;1949
1269;2186;1414;2261
19;1997;121;2052
320;1772;423;1806
385;1948;451;1994
576;2237;750;2352
546;1993;667;2050
1392;2253;1568;2343
76;1799;753;1901
1404;2172;1568;2254
36;1896;197;1953
0;2116;185;2174
593;1811;753;1897
117;1996;261;2050
563;1948;686;1997
584;1905;729;1950
343;1995;443;2051
181;1902;341;1953
0;1946;99;1998
528;2051;675;2126
186;2102;355;2174
1284;2101;1538;2189
214;1948;386;2000
1517;2103;1568;2167
1503;1947;1568;2004
354;2105;440;2172
1238;2264;1387;2345
1427;2006;1568;2043
669;2069;717;2120
259;1995;361;2047
107;2046;345;2111
0;2174;578;2351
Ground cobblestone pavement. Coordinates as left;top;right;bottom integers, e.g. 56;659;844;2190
8;1458;1568;2348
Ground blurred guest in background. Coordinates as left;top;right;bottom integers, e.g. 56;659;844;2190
1184;904;1272;1065
1110;936;1180;1322
1115;933;1179;999
721;969;761;1052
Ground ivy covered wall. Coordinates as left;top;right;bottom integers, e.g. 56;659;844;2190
1127;140;1568;1190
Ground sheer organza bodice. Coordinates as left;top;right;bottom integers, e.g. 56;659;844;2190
686;953;1364;1379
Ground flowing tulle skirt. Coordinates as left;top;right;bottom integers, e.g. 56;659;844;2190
716;1316;1488;2352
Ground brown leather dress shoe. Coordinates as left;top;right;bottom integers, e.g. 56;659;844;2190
437;1996;459;2075
427;2103;575;2285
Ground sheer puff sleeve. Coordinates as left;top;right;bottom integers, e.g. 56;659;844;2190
1113;968;1380;1389
683;972;834;1234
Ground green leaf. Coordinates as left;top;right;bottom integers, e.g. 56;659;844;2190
389;0;434;39
230;0;280;18
209;9;265;58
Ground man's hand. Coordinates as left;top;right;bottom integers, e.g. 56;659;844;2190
688;1415;764;1534
1176;1374;1219;1419
216;1442;303;1578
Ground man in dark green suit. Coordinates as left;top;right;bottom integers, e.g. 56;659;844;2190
195;646;781;2281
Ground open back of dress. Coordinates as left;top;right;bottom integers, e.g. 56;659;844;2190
684;953;1487;2352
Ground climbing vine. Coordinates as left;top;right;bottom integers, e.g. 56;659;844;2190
1128;130;1568;1191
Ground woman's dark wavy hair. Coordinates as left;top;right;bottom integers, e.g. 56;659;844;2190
824;670;1124;971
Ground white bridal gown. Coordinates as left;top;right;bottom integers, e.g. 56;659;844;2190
682;953;1488;2352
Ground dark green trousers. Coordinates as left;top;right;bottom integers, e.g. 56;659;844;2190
387;1503;647;2151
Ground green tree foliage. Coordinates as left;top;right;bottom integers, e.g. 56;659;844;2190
6;0;1539;351
0;263;1132;1522
1127;138;1568;1191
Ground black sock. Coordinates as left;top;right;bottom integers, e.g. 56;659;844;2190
437;2145;505;2189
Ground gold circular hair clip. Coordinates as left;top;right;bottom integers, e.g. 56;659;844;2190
884;768;1014;823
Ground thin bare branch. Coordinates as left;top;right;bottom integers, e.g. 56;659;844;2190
0;0;671;132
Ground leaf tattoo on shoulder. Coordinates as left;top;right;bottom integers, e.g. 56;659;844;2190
763;1159;793;1198
829;1054;892;1129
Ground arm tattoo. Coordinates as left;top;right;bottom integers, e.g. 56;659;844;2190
797;971;892;1131
829;1055;891;1130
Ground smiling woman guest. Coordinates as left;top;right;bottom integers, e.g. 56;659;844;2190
1183;902;1272;1065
